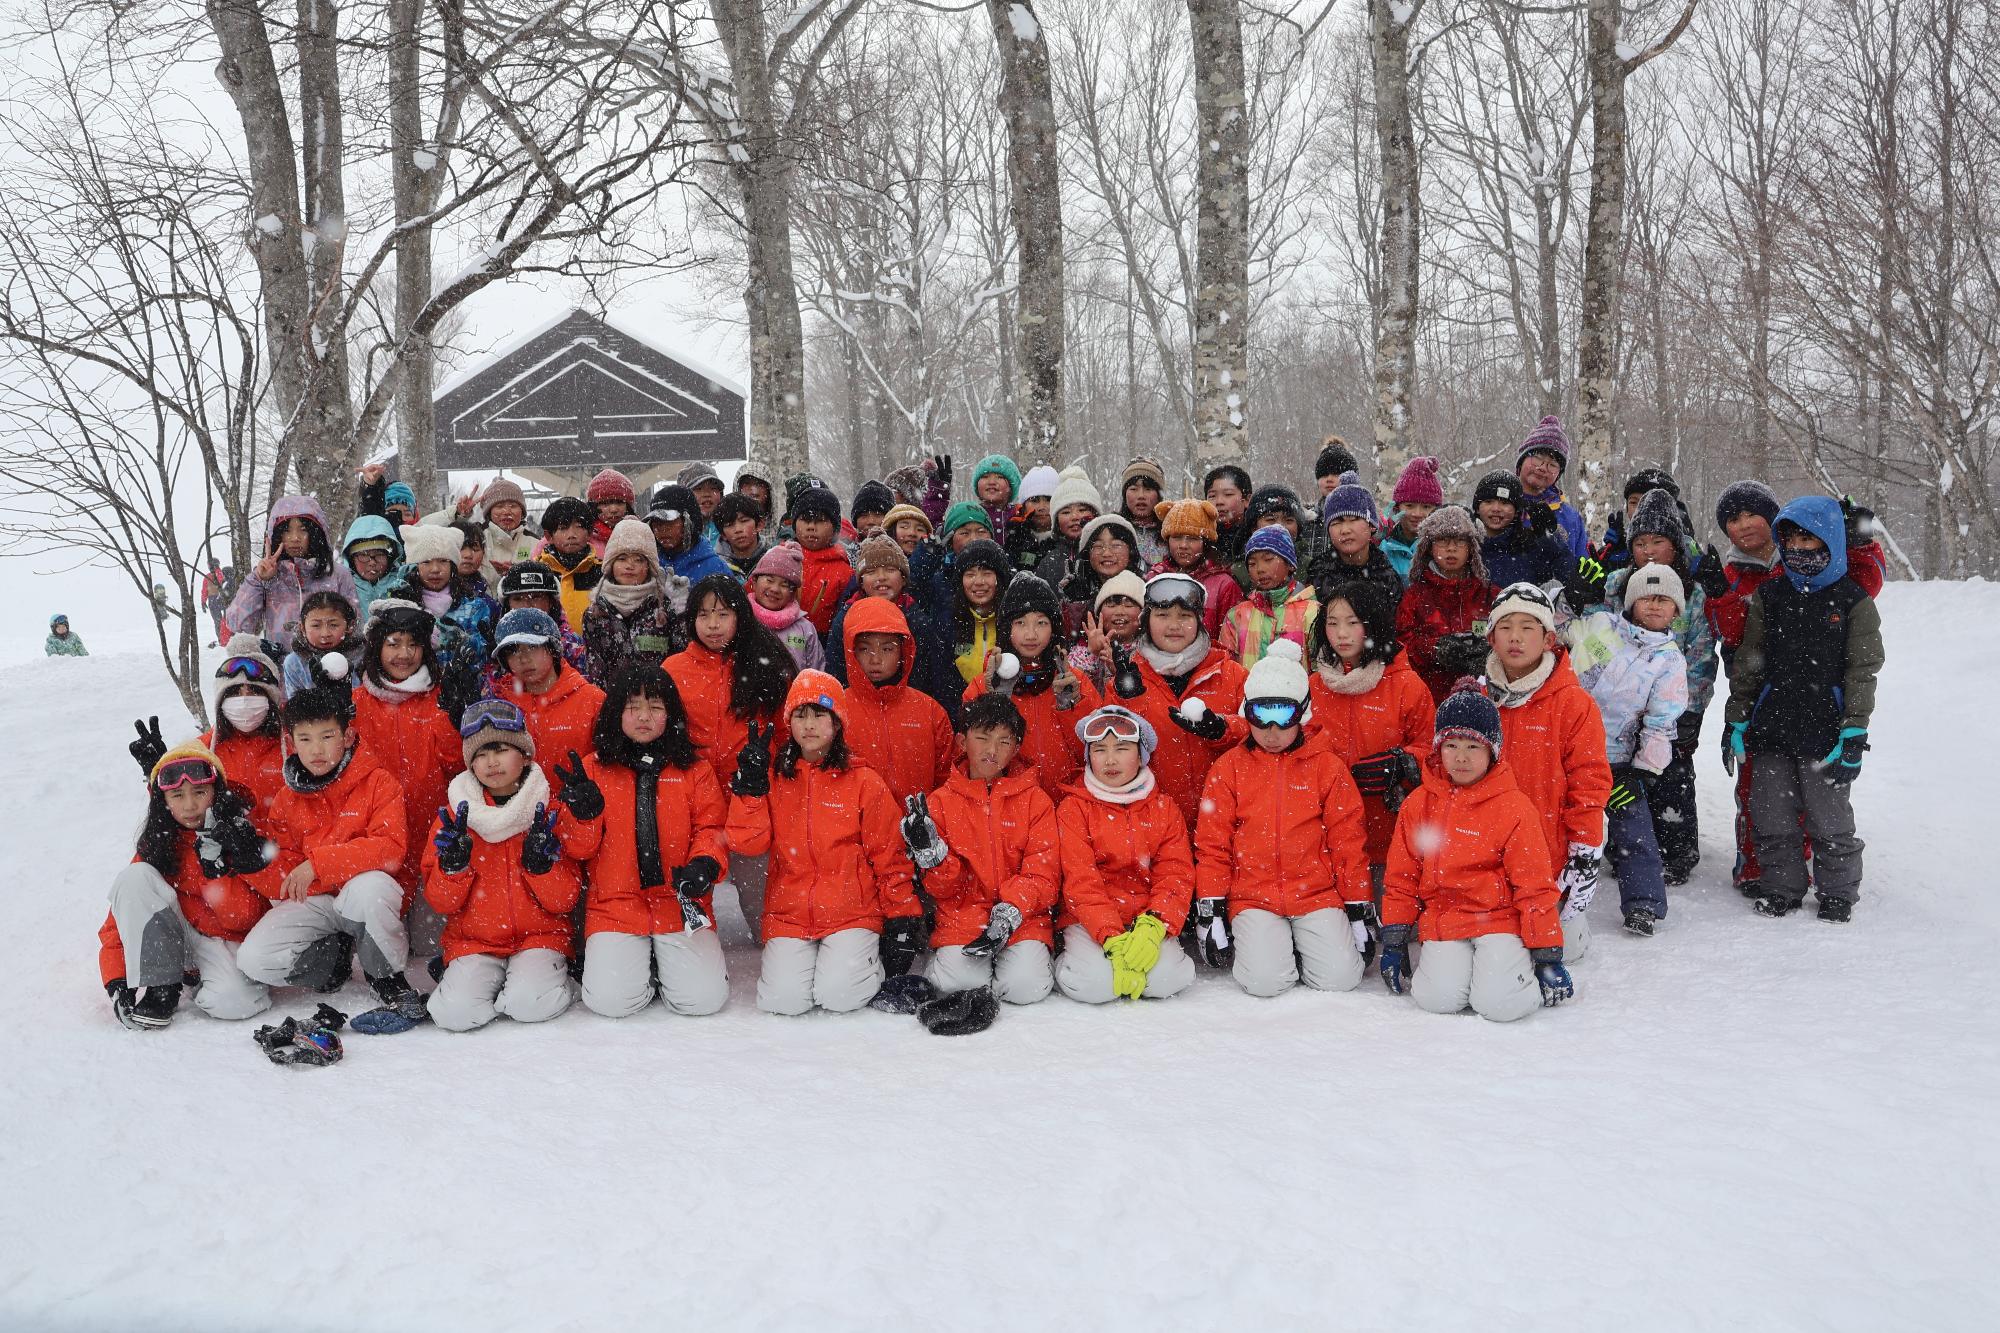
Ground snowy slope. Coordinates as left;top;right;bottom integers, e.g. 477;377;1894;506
4;583;1997;1331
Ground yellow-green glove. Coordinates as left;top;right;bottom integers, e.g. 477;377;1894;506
1111;956;1149;999
1104;913;1169;999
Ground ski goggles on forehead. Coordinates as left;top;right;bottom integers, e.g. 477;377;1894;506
154;758;218;790
1244;698;1304;729
646;507;686;523
458;707;530;739
1079;711;1145;744
1144;577;1203;607
218;655;276;682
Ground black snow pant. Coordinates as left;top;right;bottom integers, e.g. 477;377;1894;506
1649;710;1702;881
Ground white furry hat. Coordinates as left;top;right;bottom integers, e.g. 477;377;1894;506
399;523;464;566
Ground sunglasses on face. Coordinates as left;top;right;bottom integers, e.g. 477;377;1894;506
155;758;219;791
1245;699;1304;729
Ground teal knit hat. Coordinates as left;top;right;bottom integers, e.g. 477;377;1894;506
940;501;993;540
970;454;1022;501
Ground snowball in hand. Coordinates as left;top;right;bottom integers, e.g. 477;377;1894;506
1180;698;1208;723
320;653;349;680
997;653;1021;680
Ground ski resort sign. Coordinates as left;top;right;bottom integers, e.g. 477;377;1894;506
434;309;746;472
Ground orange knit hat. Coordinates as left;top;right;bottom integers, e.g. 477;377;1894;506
1157;497;1219;541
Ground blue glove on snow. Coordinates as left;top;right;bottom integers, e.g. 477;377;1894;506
1379;924;1411;994
1531;947;1573;1007
1821;728;1868;785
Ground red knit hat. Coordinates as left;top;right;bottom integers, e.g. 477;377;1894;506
783;670;847;728
586;468;635;505
1391;455;1444;508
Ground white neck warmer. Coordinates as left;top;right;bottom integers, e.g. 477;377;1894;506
1083;766;1157;805
1138;633;1211;677
1487;651;1556;708
446;764;550;843
362;666;434;702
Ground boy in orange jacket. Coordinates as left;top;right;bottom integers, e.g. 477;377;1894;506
1482;582;1612;962
899;693;1060;1005
422;698;584;1032
1193;640;1372;997
1378;682;1572;1021
1053;705;1197;1003
234;687;422;1022
842;597;954;804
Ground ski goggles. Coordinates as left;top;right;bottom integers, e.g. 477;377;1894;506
154;758;219;790
645;506;686;523
1143;575;1205;609
217;655;276;683
458;704;530;739
1244;698;1304;729
1079;711;1145;745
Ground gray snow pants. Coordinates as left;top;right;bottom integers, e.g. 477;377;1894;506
581;929;730;1017
429;949;573;1032
1410;933;1540;1023
234;871;408;986
756;928;882;1015
1054;923;1194;1003
722;853;769;945
1749;753;1864;904
108;863;270;1020
1229;908;1363;997
926;941;1054;1005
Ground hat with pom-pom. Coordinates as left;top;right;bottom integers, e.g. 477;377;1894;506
1392;456;1445;508
1320;471;1381;528
1516;415;1571;473
1434;678;1502;754
1243;524;1298;570
1315;436;1359;480
1049;464;1103;519
1241;637;1310;712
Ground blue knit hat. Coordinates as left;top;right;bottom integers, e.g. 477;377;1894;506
384;481;417;510
494;607;561;656
1319;471;1381;528
1243;524;1298;570
1434;678;1502;754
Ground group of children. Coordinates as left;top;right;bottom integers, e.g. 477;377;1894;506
96;423;1885;1034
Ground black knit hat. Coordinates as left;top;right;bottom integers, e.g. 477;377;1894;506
1472;470;1523;509
851;481;896;524
1714;480;1780;531
954;537;1011;583
1629;487;1688;559
789;485;841;526
999;571;1061;636
540;496;593;535
1434;678;1502;754
1623;467;1679;501
1315;438;1359;480
1247;483;1305;527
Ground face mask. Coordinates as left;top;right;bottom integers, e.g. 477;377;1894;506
1784;547;1831;580
220;695;271;731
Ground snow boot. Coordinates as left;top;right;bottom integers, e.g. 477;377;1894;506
1753;893;1801;918
426;953;445;984
1663;868;1690;888
351;972;430;1035
1816;896;1853;924
286;932;355;993
1622;907;1657;937
1735;878;1762;900
115;982;181;1030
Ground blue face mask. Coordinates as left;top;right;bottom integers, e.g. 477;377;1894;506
1783;545;1831;581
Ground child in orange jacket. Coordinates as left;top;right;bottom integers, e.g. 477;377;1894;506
842;596;954;804
564;665;732;1018
100;741;274;1029
900;693;1060;1005
962;572;1102;802
422;699;584;1032
1053;705;1198;1003
1193;641;1372;997
1378;682;1572;1021
493;607;607;762
234;687;422;1022
1482;582;1613;962
727;671;921;1015
127;635;289;819
786;485;855;635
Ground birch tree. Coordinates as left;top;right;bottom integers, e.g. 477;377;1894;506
1186;0;1251;471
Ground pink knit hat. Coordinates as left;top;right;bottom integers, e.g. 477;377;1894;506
586;468;635;505
1391;456;1444;508
753;540;804;585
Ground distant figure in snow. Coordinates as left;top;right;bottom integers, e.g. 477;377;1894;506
45;613;86;656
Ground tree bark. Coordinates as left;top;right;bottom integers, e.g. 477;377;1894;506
388;0;439;508
1368;0;1422;476
1187;0;1250;472
292;0;356;515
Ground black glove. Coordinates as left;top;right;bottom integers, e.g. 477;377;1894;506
933;453;953;492
1111;642;1145;699
1349;749;1400;797
671;854;720;899
1840;496;1879;547
550;748;605;820
197;804;269;877
520;803;562;875
961;902;1023;960
880;915;926;977
1169;700;1229;740
433;801;473;875
1191;896;1233;968
106;978;140;1028
1562;556;1607;614
1606;765;1654;813
731;721;775;797
1694;544;1732;600
129;716;166;779
1434;632;1489;680
1524;501;1557;537
900;794;948;870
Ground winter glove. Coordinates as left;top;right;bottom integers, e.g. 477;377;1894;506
1558;843;1603;919
1104;912;1169;998
1111;642;1145;699
1434;632;1490;681
1821;727;1868;785
1171;697;1229;741
520;803;562;875
128;716;167;779
106;979;140;1027
1052;667;1081;711
1378;923;1411;994
1191;897;1233;968
1344;901;1379;957
731;721;775;798
196;805;269;878
550;748;605;820
1562;556;1608;615
1840;495;1879;546
433;801;473;875
1348;749;1404;798
1694;544;1732;601
900;794;949;870
988;652;1021;698
1384;748;1423;814
879;915;926;977
1524;501;1558;538
961;902;1024;961
1531;946;1573;1006
671;855;720;932
1606;766;1654;813
1721;720;1747;776
932;453;953;491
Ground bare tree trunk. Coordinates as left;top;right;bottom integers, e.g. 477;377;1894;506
1187;0;1250;471
388;0;439;507
985;0;1066;459
293;0;356;513
1368;0;1422;475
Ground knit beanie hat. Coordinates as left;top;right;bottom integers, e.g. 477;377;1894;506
789;485;842;527
217;633;286;711
783;473;830;516
1093;569;1147;612
1319;472;1380;527
1157;497;1219;542
459;697;535;764
1516;416;1571;474
1623;562;1687;615
753;540;805;585
479;478;526;520
940;501;993;541
1018;464;1060;503
855;533;910;580
1434;679;1502;754
1412;504;1488;582
383;481;417;512
1623;467;1678;501
1628;488;1688;558
851;481;896;524
1077;513;1141;563
882;502;933;537
1315;436;1359;480
1120;456;1166;495
1241;637;1309;708
600;518;665;579
999;572;1063;644
150;739;227;791
970;454;1022;501
953;538;1011;584
1714;479;1781;531
1392;456;1445;508
1247;484;1305;528
1049;464;1103;519
1472;470;1523;509
494;607;561;656
586;468;635;505
541;496;594;534
1487;581;1557;634
399;523;464;566
677;461;723;491
1243;524;1298;570
1075;704;1158;765
784;669;848;728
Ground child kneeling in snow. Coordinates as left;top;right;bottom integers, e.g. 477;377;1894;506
1563;564;1688;936
1193;640;1372;997
566;665;732;1018
99;742;274;1029
900;693;1060;1005
727;671;922;1015
1378;683;1571;1021
1053;705;1197;1002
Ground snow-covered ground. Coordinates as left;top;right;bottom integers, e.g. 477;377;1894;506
5;582;1997;1331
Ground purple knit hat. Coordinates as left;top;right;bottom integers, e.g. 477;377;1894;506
1517;416;1571;474
1392;456;1444;508
1320;471;1381;528
1243;524;1298;570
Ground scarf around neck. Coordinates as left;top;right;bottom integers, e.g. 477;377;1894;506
362;666;434;702
1084;765;1157;806
1315;657;1385;696
283;747;354;795
1138;632;1211;677
446;764;550;843
596;575;666;617
751;598;805;634
1486;651;1556;708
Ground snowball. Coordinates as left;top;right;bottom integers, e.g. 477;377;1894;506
320;653;349;680
1180;698;1208;722
997;653;1021;680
